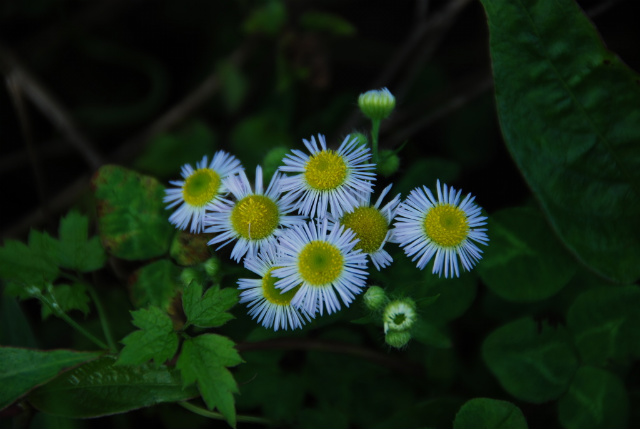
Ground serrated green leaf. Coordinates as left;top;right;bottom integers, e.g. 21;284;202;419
0;347;101;411
41;283;90;320
183;281;238;328
53;211;106;272
453;397;528;429
479;0;640;283
117;307;178;366
567;285;640;366
482;317;578;403
129;259;182;310
558;366;628;429
0;235;58;289
93;165;173;260
177;334;242;427
28;356;197;418
477;207;577;302
412;320;452;349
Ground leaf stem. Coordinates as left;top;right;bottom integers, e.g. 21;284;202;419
178;401;271;425
371;118;381;165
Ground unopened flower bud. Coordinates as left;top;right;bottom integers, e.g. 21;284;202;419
203;256;221;278
358;88;396;120
378;149;400;177
385;330;412;349
383;298;417;334
363;285;386;311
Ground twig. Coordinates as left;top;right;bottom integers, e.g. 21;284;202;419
0;42;104;170
236;337;425;376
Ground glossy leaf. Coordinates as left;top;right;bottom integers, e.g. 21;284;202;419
558;366;628;429
182;281;238;329
117;307;178;366
482;317;578;403
177;334;242;427
567;285;640;366
477;207;577;302
93;165;173;260
129;259;182;310
454;398;528;429
0;347;101;410
479;0;640;282
28;356;197;417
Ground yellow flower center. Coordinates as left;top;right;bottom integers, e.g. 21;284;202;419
297;240;344;285
304;150;348;191
182;168;222;207
262;267;301;305
423;204;469;247
340;206;388;253
231;195;280;240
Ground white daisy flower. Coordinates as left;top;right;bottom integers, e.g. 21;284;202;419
332;183;401;270
205;165;306;262
272;218;369;316
279;134;376;218
394;180;489;278
238;246;312;331
164;152;243;233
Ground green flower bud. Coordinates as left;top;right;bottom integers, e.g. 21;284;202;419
363;285;387;311
385;330;412;349
383;298;417;334
203;256;221;278
349;132;369;149
378;149;400;177
180;267;202;287
358;87;396;120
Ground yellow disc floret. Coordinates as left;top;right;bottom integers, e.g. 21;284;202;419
298;240;344;285
262;267;301;305
182;168;221;207
231;195;280;240
341;207;388;253
304;150;348;191
423;204;469;247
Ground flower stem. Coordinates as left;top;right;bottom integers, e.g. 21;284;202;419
178;401;271;425
86;285;118;353
370;119;381;165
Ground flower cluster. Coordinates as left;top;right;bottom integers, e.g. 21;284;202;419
165;130;488;332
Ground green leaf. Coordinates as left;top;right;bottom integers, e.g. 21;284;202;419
412;319;452;349
482;317;578;403
477;207;577;302
129;259;182;310
299;11;356;36
52;211;106;272
28;356;197;418
133;120;217;178
567;285;640;366
177;334;243;427
0;347;101;410
41;283;90;320
0;233;58;289
183;280;238;328
93;165;173;260
116;307;178;366
558;366;628;429
170;230;212;266
454;397;528;429
479;0;640;283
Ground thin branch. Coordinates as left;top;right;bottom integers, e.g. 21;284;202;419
236;337;425;376
0;42;104;170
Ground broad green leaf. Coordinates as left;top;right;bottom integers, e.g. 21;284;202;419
477;207;577;302
134;120;217;178
419;272;477;325
183;280;238;328
41;283;90;320
93;165;173;260
170;230;212;266
567;285;640;366
299;11;356;36
482;317;578;403
0;347;101;410
129;259;182;310
453;398;528;429
0;233;58;289
28;356;197;418
177;334;242;427
479;0;640;282
117;307;178;366
558;366;628;429
53;211;106;272
412;319;452;349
